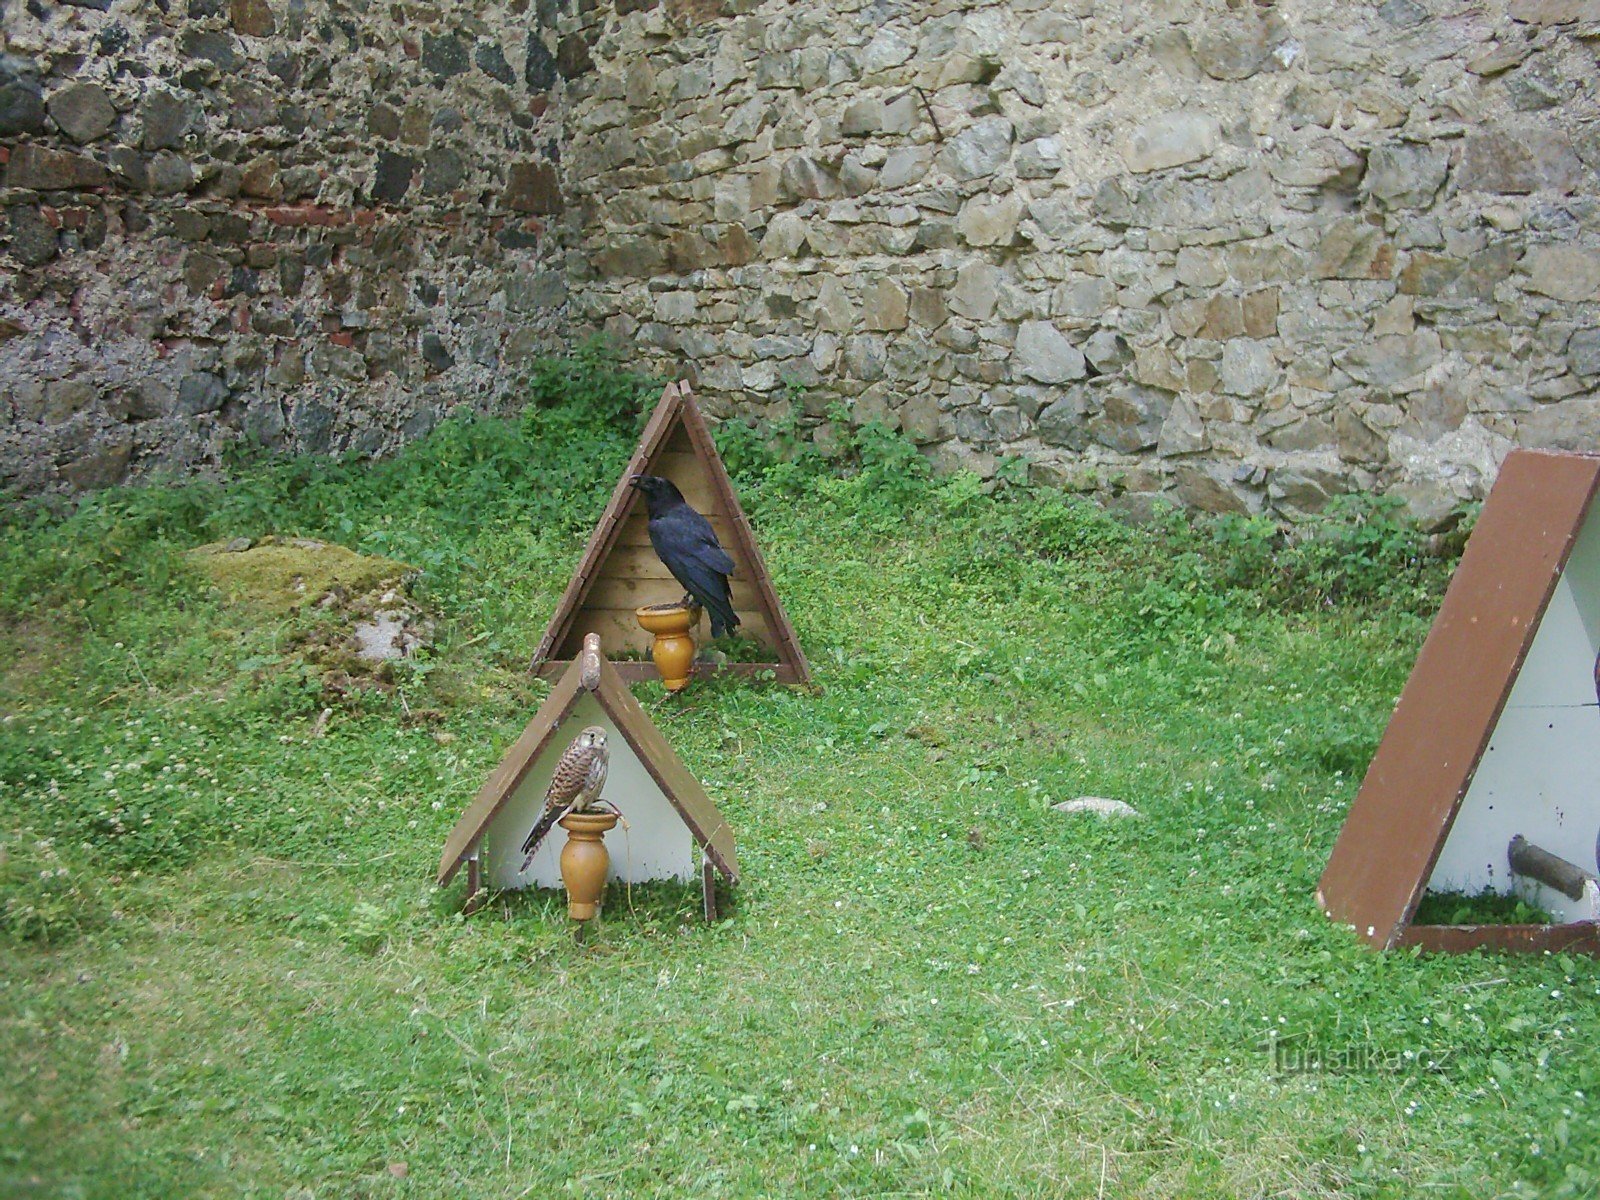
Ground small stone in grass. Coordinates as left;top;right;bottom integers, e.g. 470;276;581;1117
387;1161;408;1178
1052;796;1142;819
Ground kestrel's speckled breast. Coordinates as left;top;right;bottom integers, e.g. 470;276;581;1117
547;745;597;804
585;753;608;800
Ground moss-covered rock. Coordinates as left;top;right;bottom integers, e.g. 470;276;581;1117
188;537;433;696
187;536;413;614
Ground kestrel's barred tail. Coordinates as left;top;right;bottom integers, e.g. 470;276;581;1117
518;805;565;870
519;726;609;871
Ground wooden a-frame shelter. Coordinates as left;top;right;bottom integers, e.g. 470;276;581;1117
440;634;739;920
1318;449;1600;955
530;381;811;685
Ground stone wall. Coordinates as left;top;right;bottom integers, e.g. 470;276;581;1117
8;0;1600;519
556;0;1600;523
0;0;573;496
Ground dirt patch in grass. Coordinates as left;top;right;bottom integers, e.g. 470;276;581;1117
0;618;62;694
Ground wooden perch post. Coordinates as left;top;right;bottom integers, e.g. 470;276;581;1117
580;632;603;691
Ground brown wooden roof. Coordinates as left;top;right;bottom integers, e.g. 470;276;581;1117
530;381;811;685
438;634;739;887
1317;449;1600;954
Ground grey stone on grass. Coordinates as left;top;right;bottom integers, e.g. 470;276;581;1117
1053;797;1142;819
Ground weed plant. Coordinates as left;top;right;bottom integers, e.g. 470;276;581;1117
1;359;1593;1200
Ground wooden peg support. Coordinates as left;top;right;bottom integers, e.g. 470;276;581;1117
463;848;487;915
702;849;719;922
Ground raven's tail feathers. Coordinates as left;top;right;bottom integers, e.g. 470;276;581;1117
707;596;739;640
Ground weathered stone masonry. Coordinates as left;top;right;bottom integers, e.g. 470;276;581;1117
6;0;1600;522
557;0;1600;523
1;0;572;496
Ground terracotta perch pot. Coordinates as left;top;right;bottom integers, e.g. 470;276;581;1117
558;810;620;920
635;602;700;691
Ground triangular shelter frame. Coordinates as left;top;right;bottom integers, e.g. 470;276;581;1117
1318;449;1600;955
440;635;739;919
530;381;811;685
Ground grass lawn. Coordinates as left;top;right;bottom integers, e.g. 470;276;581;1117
3;378;1596;1199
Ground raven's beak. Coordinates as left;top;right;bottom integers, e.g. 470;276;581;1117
627;474;643;489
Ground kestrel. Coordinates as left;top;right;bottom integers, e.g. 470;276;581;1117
519;726;609;871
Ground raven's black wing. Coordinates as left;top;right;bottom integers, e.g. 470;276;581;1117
650;508;740;636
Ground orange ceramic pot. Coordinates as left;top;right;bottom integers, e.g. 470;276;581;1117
635;602;699;691
558;810;620;920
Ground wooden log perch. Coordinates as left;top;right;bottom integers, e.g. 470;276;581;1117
1508;834;1596;902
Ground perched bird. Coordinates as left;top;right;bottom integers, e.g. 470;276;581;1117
628;474;740;638
519;726;609;871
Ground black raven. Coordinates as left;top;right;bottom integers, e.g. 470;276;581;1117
628;474;740;638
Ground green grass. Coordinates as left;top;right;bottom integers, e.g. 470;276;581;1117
1413;891;1556;929
2;370;1595;1199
